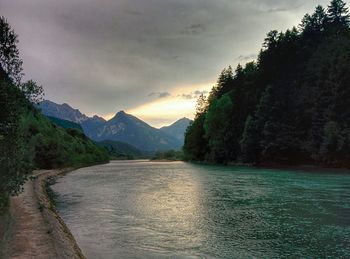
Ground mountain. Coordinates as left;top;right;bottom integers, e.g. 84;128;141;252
160;117;192;143
39;99;106;139
39;101;183;151
81;115;106;139
39;100;88;123
93;111;182;151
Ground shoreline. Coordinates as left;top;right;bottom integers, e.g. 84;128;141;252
187;160;350;173
1;168;85;259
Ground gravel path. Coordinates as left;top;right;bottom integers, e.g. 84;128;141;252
1;169;85;259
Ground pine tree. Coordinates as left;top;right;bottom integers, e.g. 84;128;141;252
195;94;208;118
204;94;234;163
263;30;279;50
327;0;350;27
214;66;234;99
240;115;260;163
313;5;329;32
183;114;208;161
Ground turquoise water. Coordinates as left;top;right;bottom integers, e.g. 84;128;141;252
52;161;350;258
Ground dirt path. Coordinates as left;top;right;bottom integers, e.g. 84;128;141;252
1;169;85;259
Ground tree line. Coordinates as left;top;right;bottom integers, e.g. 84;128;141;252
184;0;350;168
0;17;109;210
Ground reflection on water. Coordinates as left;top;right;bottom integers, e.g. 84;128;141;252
52;161;350;258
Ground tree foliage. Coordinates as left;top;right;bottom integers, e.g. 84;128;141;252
0;16;23;85
0;17;109;210
328;0;350;26
184;0;350;167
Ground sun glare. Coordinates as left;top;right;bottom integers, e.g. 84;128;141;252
127;82;214;127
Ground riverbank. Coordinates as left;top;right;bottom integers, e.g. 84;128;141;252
0;169;85;259
189;160;350;173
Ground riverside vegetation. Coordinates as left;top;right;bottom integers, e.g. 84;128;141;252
184;0;350;168
0;17;109;211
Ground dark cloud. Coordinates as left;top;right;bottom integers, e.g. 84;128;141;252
0;0;330;123
148;92;171;99
179;90;209;100
194;90;208;95
237;54;258;62
180;94;195;100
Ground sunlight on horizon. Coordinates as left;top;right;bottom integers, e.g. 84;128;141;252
102;82;214;128
128;82;213;127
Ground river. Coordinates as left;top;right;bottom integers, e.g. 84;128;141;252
51;160;350;258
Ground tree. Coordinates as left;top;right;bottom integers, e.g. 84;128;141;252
300;6;328;34
184;0;350;167
0;18;29;209
0;16;23;85
0;69;30;209
195;93;208;118
204;94;234;163
313;5;329;31
318;121;350;166
263;30;279;50
234;64;243;78
183;114;208;161
20;80;44;104
240;115;260;163
327;0;350;27
207;66;234;102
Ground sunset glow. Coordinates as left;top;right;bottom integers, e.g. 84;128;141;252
127;83;214;127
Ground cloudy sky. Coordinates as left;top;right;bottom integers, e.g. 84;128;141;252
1;0;330;127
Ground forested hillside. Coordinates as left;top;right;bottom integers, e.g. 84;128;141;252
184;0;350;168
0;17;109;210
46;116;84;130
97;140;144;159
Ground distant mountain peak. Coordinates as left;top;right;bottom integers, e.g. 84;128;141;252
115;110;128;117
39;100;184;151
39;100;88;123
178;117;192;122
92;115;106;122
110;110;130;121
162;117;192;128
160;117;192;143
62;103;71;107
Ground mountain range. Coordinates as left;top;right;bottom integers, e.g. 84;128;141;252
39;100;192;152
160;117;192;143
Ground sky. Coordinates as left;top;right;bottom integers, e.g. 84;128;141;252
1;0;331;127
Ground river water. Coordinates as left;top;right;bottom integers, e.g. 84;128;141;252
51;161;350;258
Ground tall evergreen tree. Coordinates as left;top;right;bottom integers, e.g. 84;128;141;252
204;94;234;163
240;115;260;163
327;0;350;27
301;5;328;35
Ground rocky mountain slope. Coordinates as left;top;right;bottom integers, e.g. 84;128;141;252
39;100;186;151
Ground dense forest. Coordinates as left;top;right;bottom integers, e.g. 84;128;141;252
0;17;109;210
97;140;144;160
184;0;350;168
